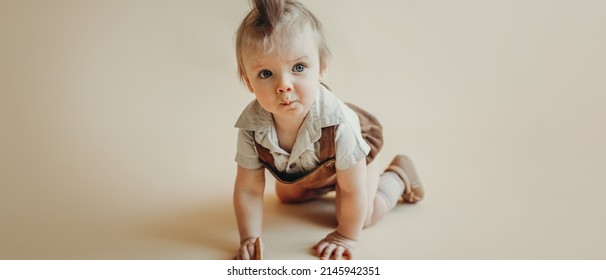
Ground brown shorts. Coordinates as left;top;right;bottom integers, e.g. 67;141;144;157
346;102;383;164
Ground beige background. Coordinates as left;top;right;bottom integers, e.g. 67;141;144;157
1;0;605;259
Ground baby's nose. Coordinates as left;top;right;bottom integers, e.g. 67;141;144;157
276;75;293;93
277;86;292;93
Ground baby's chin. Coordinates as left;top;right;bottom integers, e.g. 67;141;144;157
273;104;310;118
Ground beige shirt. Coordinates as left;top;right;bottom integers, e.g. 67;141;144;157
234;85;370;175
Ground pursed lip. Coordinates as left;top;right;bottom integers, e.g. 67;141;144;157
281;100;297;105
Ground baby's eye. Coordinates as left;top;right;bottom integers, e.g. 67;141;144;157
293;64;306;72
259;70;273;79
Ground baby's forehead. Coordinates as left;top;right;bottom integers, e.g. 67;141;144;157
243;48;317;69
244;35;318;63
243;47;303;61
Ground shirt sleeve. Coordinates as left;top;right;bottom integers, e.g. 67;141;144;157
235;129;264;170
334;107;371;170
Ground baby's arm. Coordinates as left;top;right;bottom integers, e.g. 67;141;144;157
314;159;367;259
233;165;266;260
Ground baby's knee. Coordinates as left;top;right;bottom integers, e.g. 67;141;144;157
276;191;303;204
275;187;312;204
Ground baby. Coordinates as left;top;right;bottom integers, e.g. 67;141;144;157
233;0;424;260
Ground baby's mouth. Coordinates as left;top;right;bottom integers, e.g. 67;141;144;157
281;92;297;105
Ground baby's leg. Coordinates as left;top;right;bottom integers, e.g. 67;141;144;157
333;160;391;228
362;160;391;228
364;155;424;226
364;171;405;227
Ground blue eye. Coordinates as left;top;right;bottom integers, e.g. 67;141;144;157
293;64;306;72
259;70;272;79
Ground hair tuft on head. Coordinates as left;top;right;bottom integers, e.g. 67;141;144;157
253;0;285;35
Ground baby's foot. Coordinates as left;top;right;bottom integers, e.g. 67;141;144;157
385;155;424;203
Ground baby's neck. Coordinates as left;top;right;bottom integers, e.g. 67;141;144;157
272;114;306;154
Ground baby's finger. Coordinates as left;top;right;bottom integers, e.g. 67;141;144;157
312;239;325;250
321;243;337;260
239;246;250;260
342;248;353;260
239;243;254;260
246;243;256;259
333;246;346;260
314;241;329;256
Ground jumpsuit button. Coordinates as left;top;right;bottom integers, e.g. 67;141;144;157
289;162;297;169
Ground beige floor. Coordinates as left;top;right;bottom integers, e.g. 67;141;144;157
1;0;605;260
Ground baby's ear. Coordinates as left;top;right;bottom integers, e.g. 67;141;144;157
319;63;328;81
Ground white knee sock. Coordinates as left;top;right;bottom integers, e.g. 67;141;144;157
376;171;405;209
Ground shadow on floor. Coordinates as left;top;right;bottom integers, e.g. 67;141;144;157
139;199;238;259
266;194;338;229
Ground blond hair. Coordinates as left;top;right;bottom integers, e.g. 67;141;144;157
235;0;330;83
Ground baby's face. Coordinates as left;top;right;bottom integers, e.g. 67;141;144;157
242;27;325;121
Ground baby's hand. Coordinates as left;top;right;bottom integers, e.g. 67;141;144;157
312;231;356;260
235;237;263;260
